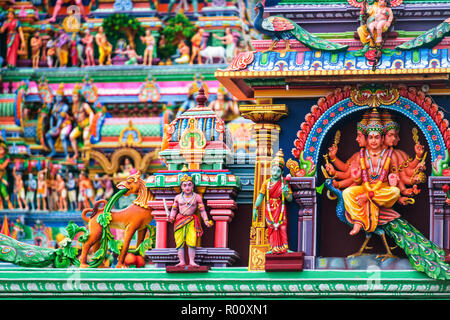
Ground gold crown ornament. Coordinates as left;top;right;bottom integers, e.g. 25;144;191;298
271;149;285;169
180;174;193;183
72;83;82;95
56;83;65;96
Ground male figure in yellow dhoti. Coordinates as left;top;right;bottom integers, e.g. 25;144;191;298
95;26;112;66
342;109;400;235
168;174;213;267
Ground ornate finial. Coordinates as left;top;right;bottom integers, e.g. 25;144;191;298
196;87;207;107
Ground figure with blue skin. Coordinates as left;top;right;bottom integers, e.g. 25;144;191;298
66;172;77;211
25;173;37;211
45;84;72;159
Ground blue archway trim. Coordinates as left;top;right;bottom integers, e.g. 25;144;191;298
302;97;446;168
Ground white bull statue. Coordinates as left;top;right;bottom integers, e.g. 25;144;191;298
199;46;226;64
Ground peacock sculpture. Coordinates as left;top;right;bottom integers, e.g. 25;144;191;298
323;178;450;280
253;2;349;53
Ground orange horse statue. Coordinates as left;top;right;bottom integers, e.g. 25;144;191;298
79;171;154;268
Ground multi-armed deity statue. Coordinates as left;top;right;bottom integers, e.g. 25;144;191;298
324;108;426;257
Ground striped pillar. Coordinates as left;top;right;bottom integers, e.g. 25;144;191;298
240;99;288;271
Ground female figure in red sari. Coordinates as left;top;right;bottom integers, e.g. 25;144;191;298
253;149;293;254
0;9;25;68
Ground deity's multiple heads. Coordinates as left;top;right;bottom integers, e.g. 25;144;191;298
357;108;399;137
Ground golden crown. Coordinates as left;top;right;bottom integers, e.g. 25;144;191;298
72;83;82;95
271;149;285;169
57;83;65;96
180;174;193;183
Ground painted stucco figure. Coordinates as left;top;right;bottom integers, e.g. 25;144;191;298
168;174;213;267
253;149;293;254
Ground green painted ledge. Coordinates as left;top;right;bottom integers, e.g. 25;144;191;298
0;267;448;299
1;65;223;83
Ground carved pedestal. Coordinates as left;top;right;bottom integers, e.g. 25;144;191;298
265;252;305;272
290;177;317;269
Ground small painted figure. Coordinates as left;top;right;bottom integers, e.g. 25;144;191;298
78;171;94;210
140;29;155;66
36;169;48;211
56;173;68;211
82;29;95;66
93;174;104;201
45;84;71;159
25;173;37;211
30;31;42;69
123;45;141;65
48;176;59;211
56;29;70;67
70;32;80;67
0;142;13;210
174;40;190;64
168;174;213;267
208;85;239;121
253;149;293;254
95;26;112;66
48;0;89;23
189;28;204;65
358;0;393;47
13;167;27;210
164;0;199;21
46;31;56;68
66;172;77;211
212;28;236;63
69;85;94;162
102;175;114;200
0;9;26;68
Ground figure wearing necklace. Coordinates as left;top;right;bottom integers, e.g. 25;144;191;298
168;174;213;267
253;149;293;254
342;109;400;236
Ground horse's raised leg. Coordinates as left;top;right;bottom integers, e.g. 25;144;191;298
79;226;102;268
116;227;136;268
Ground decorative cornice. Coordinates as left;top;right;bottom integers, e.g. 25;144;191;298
1;65;224;84
0;268;447;298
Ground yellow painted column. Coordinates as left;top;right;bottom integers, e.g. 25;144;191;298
239;99;288;271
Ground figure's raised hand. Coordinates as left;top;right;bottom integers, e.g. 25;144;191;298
414;143;424;158
401;188;414;196
325;163;336;176
328;145;338;159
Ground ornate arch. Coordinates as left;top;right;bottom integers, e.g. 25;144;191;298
88;148;159;175
291;86;450;176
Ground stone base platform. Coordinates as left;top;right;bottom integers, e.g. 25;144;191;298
146;247;240;268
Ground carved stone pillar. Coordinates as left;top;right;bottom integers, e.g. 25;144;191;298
207;199;236;248
240;98;288;271
290;177;317;269
148;200;171;249
428;177;450;250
